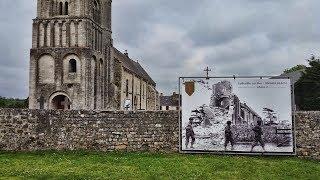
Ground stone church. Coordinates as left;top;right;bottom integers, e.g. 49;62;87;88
29;0;159;111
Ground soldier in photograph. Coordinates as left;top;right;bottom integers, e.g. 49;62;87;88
185;118;195;149
251;120;265;152
224;121;234;151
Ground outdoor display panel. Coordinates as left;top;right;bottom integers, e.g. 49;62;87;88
179;77;295;155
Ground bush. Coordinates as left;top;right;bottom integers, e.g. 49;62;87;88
0;97;28;109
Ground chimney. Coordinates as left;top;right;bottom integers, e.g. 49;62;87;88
124;50;128;57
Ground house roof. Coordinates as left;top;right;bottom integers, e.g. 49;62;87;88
113;47;156;86
272;70;304;85
280;70;303;85
160;95;180;106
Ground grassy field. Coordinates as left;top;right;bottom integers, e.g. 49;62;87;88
0;151;319;180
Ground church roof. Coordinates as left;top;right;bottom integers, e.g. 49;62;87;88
113;47;156;86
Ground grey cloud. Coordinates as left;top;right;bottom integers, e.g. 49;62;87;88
0;0;319;98
0;0;34;98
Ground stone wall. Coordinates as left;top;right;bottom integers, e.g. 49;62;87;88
0;109;179;152
0;109;319;160
296;111;320;160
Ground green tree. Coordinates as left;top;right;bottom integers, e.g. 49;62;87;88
295;55;320;110
0;97;28;109
284;64;306;74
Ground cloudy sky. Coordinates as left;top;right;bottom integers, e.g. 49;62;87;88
0;0;319;98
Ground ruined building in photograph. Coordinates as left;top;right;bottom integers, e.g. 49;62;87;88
210;81;262;125
29;0;158;111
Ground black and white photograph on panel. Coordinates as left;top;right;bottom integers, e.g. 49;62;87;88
180;77;295;155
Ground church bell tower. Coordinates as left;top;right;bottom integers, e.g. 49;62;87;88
29;0;113;110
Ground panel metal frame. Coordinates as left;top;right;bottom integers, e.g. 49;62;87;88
178;76;296;156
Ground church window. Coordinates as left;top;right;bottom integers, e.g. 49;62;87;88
50;0;54;16
126;79;129;97
93;0;101;24
65;2;69;15
134;96;137;106
69;59;77;73
59;2;63;15
142;84;145;97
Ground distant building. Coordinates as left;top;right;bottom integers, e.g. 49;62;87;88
160;92;181;111
273;70;304;85
113;48;158;111
273;69;304;111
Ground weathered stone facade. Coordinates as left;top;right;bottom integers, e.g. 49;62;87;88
29;0;158;111
112;48;158;111
0;109;319;160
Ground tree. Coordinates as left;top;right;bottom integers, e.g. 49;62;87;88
0;97;28;109
283;64;306;74
295;55;320;110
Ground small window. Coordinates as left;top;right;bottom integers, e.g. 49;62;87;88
94;0;98;8
142;84;145;97
126;79;129;97
65;2;69;15
134;96;137;106
69;59;77;73
59;2;63;15
166;106;169;110
93;0;101;23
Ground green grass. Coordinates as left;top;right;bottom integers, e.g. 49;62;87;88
0;151;319;180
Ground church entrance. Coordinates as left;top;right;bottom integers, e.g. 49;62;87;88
51;95;71;110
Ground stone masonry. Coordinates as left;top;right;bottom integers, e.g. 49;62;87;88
0;109;319;160
0;109;179;152
29;0;159;111
296;111;320;160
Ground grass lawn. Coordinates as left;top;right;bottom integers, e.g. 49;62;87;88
0;151;319;180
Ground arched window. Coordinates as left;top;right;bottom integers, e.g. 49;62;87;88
94;0;98;8
65;2;69;15
59;2;63;15
142;84;145;97
126;79;129;97
50;0;54;16
93;0;101;23
69;59;77;73
134;96;137;106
